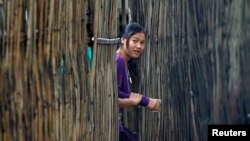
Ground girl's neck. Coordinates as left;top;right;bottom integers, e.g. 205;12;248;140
117;48;130;62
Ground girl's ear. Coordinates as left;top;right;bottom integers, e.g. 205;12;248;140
121;37;125;44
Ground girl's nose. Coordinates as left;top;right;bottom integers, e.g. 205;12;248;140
136;42;143;48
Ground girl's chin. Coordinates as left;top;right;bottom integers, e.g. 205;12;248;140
132;54;140;58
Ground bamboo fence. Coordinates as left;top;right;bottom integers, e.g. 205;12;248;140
0;0;118;141
126;0;250;141
1;0;250;141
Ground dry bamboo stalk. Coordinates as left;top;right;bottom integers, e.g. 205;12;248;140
5;1;11;61
0;4;5;58
13;0;23;140
54;1;63;141
37;1;51;140
36;2;46;139
71;0;82;140
32;1;44;141
67;0;73;140
64;1;71;140
49;1;59;141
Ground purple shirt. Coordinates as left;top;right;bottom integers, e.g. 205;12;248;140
116;53;149;131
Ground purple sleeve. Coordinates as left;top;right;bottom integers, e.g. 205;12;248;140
116;57;130;98
118;91;130;98
116;54;149;106
139;96;149;107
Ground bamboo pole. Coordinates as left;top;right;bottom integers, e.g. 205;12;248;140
92;0;118;140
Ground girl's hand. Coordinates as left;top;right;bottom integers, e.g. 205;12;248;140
129;93;142;106
147;98;161;111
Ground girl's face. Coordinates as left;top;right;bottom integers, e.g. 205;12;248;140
122;32;145;59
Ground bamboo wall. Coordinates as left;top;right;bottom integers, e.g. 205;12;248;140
0;0;118;141
127;0;250;141
1;0;250;141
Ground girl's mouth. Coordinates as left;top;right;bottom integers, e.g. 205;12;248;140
134;50;141;55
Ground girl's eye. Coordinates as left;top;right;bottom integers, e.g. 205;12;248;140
141;41;145;45
133;40;138;43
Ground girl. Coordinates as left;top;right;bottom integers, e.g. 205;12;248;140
116;22;160;141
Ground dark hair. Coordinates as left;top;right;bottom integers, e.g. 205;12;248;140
122;22;145;39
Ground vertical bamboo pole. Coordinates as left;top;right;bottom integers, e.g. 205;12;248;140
92;0;118;141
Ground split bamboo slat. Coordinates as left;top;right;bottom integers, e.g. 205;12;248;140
127;0;250;141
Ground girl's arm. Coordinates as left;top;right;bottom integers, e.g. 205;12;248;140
118;98;135;108
118;93;142;108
